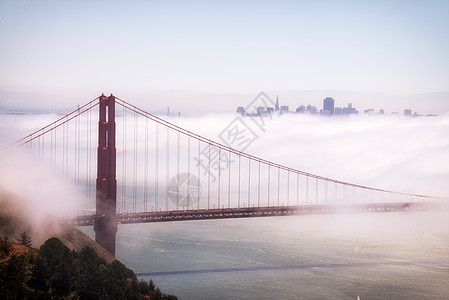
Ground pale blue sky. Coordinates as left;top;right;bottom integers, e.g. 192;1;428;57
0;0;448;109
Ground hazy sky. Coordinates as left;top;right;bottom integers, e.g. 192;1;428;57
1;0;448;110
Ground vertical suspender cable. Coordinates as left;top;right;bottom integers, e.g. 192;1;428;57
187;136;190;209
78;107;82;215
50;128;53;167
166;128;169;211
228;151;231;209
258;161;261;208
306;176;309;204
155;123;159;211
144;117;148;212
65;117;69;178
334;182;337;205
62;121;65;177
247;158;251;208
75;110;79;215
85;109;89;214
325;180;328;204
207;143;211;210
177;131;180;210
352;186;359;203
133;111;137;213
287;171;289;206
122;105;127;213
217;147;221;209
77;105;80;187
277;167;280;206
90;106;93;212
267;164;270;207
53;125;56;166
238;154;241;209
197;140;200;210
54;122;57;166
296;173;299;206
88;107;92;213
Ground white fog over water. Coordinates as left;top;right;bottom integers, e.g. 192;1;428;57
1;110;449;299
1;111;448;211
170;112;449;198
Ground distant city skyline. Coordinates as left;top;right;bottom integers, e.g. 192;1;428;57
236;95;438;117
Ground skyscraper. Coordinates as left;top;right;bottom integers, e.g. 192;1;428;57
323;97;335;115
275;95;279;111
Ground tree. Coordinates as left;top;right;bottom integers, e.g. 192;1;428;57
34;237;75;296
16;231;32;247
76;246;107;299
2;236;178;299
149;279;156;291
4;254;28;283
0;253;33;300
0;236;13;258
28;255;50;291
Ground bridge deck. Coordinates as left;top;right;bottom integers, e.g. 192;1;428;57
70;202;438;226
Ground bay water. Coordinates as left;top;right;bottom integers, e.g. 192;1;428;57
79;210;449;299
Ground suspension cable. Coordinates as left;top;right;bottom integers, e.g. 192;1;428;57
114;97;439;200
4;96;102;151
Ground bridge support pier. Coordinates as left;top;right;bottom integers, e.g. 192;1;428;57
94;94;118;256
94;215;117;255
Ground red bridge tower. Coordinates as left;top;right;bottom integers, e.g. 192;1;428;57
94;94;118;255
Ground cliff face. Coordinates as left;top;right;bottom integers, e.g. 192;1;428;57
56;225;116;264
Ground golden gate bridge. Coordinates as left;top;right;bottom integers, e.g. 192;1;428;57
4;94;443;255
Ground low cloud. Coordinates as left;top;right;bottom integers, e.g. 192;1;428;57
0;110;447;232
0;149;79;246
174;112;449;199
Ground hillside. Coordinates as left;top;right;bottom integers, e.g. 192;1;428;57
0;187;177;299
0;186;114;262
1;237;177;299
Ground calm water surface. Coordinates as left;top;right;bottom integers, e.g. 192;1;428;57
80;211;449;299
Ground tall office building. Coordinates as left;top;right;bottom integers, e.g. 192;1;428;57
323;97;335;115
